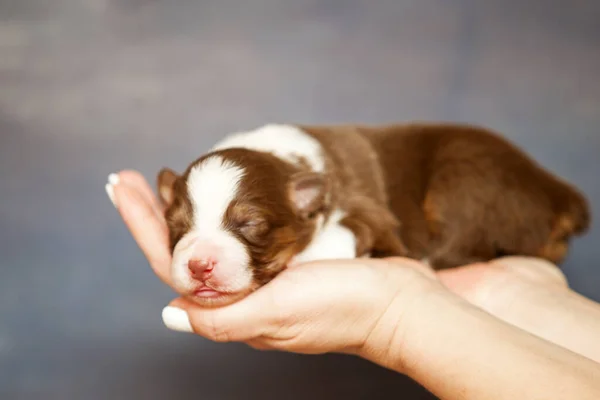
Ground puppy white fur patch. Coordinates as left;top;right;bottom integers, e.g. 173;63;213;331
291;209;357;265
187;155;245;234
212;124;326;173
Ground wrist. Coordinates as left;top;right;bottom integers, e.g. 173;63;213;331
357;274;459;372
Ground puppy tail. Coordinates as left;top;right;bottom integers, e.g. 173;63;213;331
570;189;591;236
556;186;591;238
536;184;590;265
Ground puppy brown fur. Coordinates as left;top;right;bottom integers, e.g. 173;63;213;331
304;123;590;269
158;122;591;285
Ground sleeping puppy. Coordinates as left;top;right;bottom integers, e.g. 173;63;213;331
157;123;591;307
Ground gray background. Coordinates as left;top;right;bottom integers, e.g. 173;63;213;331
1;0;599;399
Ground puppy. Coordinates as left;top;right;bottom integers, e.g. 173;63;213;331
157;123;591;306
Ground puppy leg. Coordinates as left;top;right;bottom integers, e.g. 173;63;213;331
339;194;409;259
418;168;545;270
339;214;408;258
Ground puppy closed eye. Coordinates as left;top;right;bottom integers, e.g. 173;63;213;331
239;218;270;244
164;201;193;251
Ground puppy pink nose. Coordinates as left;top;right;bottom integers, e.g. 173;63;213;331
188;258;216;281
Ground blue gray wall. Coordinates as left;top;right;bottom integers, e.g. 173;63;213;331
1;1;598;399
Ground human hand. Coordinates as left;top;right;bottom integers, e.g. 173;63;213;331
165;257;442;358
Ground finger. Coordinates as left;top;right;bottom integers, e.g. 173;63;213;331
161;290;280;342
118;169;165;216
113;179;173;286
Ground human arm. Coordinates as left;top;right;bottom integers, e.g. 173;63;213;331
361;276;600;400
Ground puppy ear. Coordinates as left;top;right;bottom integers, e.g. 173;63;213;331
157;168;179;207
288;171;329;218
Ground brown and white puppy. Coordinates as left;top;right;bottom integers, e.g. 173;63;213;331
157;123;591;307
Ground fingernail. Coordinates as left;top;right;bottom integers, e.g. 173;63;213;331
108;173;120;186
105;183;116;208
105;173;120;208
162;306;193;333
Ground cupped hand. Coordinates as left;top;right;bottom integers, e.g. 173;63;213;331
166;256;442;357
106;170;569;354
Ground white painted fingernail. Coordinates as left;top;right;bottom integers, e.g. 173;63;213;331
108;173;120;186
105;183;116;208
105;173;120;208
162;306;193;333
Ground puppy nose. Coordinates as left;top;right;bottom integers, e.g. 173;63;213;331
188;258;216;281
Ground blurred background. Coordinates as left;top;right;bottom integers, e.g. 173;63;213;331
1;0;599;399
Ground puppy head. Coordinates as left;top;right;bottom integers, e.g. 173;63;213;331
157;148;331;307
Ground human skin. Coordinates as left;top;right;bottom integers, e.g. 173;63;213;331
437;257;600;365
106;170;600;399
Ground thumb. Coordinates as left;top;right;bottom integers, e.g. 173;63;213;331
160;290;279;343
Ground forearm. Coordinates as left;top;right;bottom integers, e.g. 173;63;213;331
362;289;600;400
483;282;600;364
